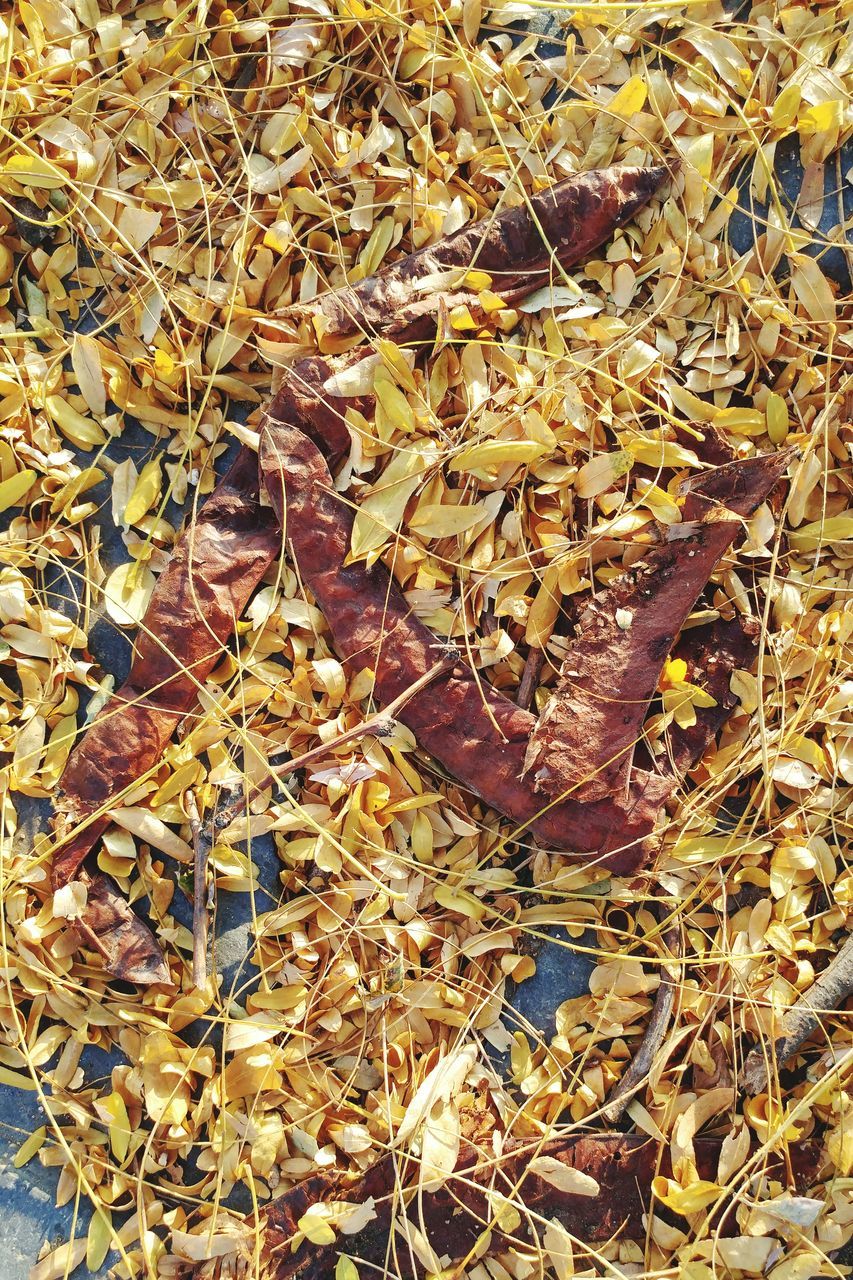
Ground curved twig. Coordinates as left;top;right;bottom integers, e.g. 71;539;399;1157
740;931;853;1095
602;906;683;1123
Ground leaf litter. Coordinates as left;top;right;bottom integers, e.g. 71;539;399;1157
0;1;851;1278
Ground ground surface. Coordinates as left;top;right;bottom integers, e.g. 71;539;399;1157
1;6;851;1277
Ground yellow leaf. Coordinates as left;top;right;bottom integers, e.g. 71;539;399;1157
408;502;487;538
574;448;633;499
13;1126;46;1168
377;339;418;393
2;152;66;189
626;432;700;468
350;441;437;561
30;1239;87;1280
672;835;770;865
264;219;292;254
49;465;105;515
71;333;106;416
0;468;36;512
528;1156;600;1197
336;1258;360;1280
103;561;155;627
375;369;416;433
99;1091;132;1161
791;256;835;324
108;806;193;862
45;395;107;450
660;657;688;688
609;74;647;118
0;1066;36;1089
87;1207;112;1273
771;83;801;129
41;714;78;787
150;760;203;807
788;513;853;551
525;563;562;648
449;303;477;330
450;439;546;477
798;99;843;136
827;1123;853;1175
653;1177;723;1214
766;393;789;444
124;457;163;526
713;406;765;436
434;884;485;920
297;1205;336;1246
683;133;714;180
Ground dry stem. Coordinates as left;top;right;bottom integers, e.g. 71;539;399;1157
602;908;682;1123
217;654;458;833
516;647;546;711
740;931;853;1095
185;790;209;989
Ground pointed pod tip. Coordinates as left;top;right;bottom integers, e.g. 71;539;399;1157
611;162;672;225
110;953;172;986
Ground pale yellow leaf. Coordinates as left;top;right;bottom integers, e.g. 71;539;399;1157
108;806;193;862
350;441;437;561
791;256;835;323
0;469;36;512
574;449;633;499
3;152;66;188
71;334;107;415
87;1208;112;1273
29;1238;87;1280
529;1156;600;1197
408;502;487;538
103;561;155;627
124;457;162;526
449;439;546;476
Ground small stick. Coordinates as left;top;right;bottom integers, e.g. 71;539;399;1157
740;931;853;1095
602;910;682;1123
185;790;209;989
218;654;457;833
516;647;546;711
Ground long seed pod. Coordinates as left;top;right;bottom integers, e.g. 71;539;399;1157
51;451;281;982
289;164;669;345
261;412;668;869
260;408;791;872
523;450;796;805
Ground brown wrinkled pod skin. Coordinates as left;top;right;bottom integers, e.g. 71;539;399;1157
51;449;282;983
256;1134;823;1279
262;415;672;870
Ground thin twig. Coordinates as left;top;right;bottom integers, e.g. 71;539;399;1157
185;790;209;989
516;647;545;711
602;908;682;1123
218;654;458;833
740;931;853;1095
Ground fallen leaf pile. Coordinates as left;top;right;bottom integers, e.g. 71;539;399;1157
0;1;851;1278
